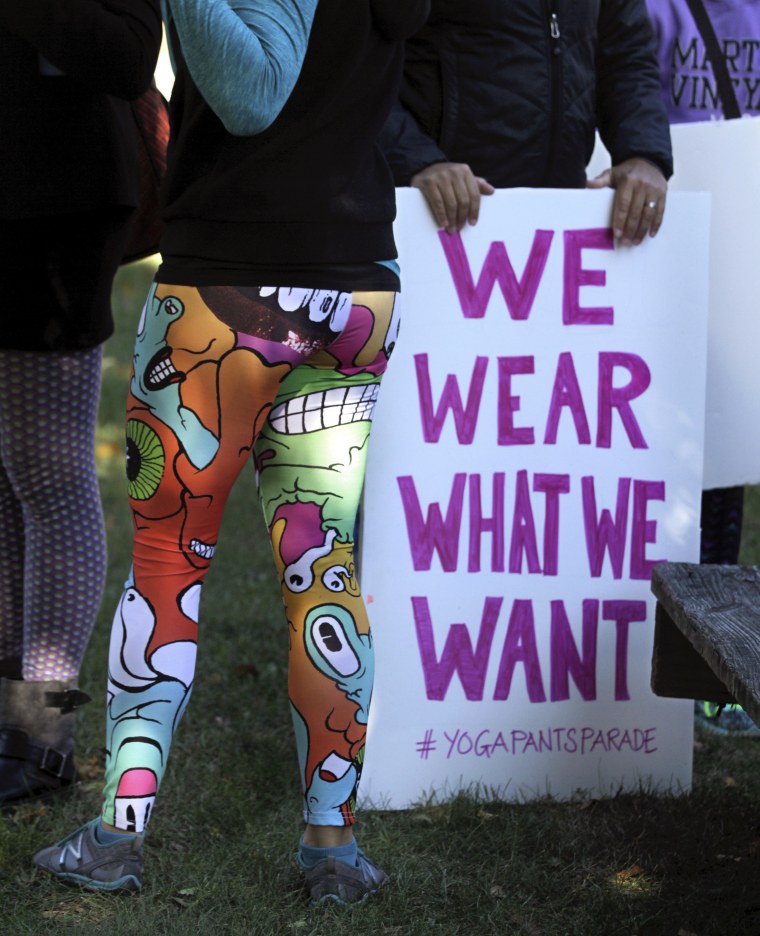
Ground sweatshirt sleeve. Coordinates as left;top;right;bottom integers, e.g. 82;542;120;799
165;0;318;136
0;0;162;100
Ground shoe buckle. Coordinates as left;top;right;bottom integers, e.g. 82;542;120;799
39;746;68;779
45;689;91;714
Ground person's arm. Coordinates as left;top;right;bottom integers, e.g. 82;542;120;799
0;0;162;100
165;0;318;136
379;100;494;233
593;0;672;245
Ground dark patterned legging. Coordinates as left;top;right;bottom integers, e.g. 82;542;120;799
102;282;399;832
0;347;106;681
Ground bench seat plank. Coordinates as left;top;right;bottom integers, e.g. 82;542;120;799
650;563;760;726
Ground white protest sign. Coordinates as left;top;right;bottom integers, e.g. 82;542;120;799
359;189;709;808
588;119;760;488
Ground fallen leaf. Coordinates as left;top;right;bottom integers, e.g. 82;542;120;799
76;755;104;781
10;803;48;822
233;663;259;678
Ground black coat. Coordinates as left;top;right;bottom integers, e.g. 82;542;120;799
0;0;162;218
380;0;673;188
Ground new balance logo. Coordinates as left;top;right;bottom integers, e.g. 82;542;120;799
58;834;83;866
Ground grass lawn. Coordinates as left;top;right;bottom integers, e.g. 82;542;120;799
2;259;760;935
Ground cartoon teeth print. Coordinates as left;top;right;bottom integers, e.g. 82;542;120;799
131;287;184;400
258;287;351;332
131;285;219;470
179;496;218;569
255;370;386;543
269;384;379;435
113;768;157;833
144;347;181;390
189;538;215;560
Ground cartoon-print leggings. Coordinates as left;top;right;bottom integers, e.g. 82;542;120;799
102;282;399;832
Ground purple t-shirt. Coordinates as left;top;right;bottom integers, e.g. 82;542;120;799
646;0;760;122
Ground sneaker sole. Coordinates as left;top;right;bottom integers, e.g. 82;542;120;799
311;890;371;907
696;719;760;738
308;877;387;907
36;867;141;894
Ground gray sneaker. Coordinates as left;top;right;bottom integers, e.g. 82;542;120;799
302;849;389;906
33;818;143;893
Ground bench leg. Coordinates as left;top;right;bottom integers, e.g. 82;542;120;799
650;604;737;705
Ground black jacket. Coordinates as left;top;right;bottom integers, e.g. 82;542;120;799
161;0;430;272
0;0;162;218
380;0;673;189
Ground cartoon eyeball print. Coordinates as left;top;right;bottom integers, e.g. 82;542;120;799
126;419;165;501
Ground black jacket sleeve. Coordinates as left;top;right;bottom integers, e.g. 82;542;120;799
0;0;162;100
378;99;449;185
596;0;673;178
371;0;431;41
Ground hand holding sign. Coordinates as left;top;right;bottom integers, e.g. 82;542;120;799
587;158;668;246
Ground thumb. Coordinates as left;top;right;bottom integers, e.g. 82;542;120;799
586;168;613;190
477;177;496;195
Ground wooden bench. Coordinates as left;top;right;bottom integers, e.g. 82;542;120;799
650;562;760;727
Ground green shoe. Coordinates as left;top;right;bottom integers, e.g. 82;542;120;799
695;701;760;737
33;818;142;893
